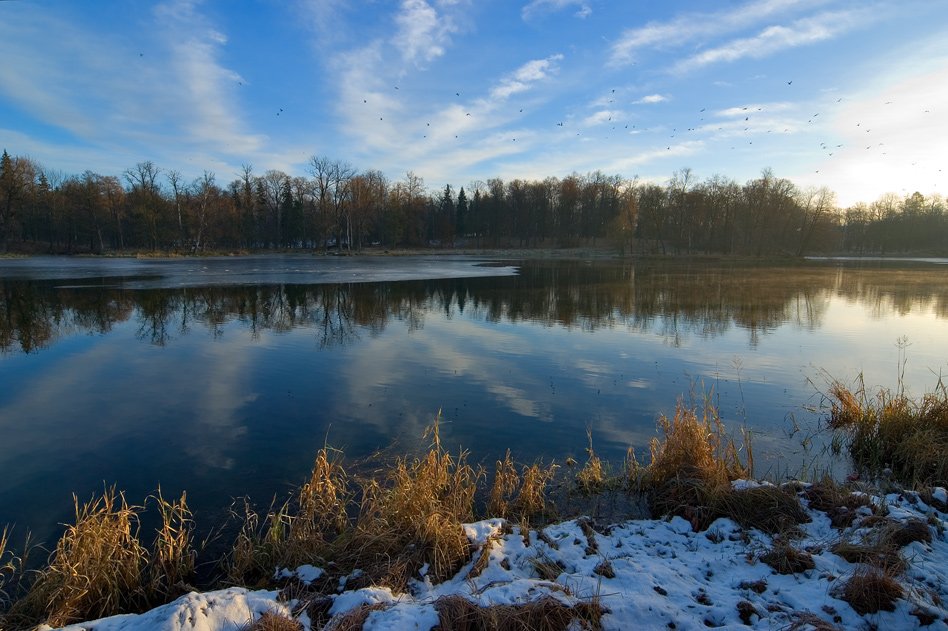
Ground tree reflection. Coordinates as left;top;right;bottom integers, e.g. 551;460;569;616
2;260;947;355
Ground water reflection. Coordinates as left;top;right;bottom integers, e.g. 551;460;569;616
3;260;948;354
2;257;948;546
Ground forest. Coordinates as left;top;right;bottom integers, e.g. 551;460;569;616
1;149;945;256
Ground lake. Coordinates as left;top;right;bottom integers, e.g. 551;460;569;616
2;254;947;546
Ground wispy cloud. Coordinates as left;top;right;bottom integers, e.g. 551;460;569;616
296;0;347;43
582;110;620;126
633;94;668;105
490;54;564;100
608;0;836;67
391;0;459;65
154;0;259;150
673;10;870;73
522;0;591;20
0;7;121;139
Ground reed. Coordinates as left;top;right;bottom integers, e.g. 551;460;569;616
575;428;603;495
345;418;482;586
147;489;196;600
14;487;148;628
514;461;558;525
642;396;805;533
487;449;520;518
826;375;948;487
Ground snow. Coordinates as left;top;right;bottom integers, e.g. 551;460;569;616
44;488;948;631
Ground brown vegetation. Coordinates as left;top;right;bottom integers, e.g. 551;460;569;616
6;384;946;629
827;374;948;487
432;594;607;631
839;567;904;615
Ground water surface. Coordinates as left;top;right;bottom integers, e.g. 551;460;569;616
2;255;947;544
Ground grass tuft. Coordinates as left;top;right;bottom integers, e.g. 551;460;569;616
322;602;387;631
644;396;806;533
148;489;196;601
487;450;520;519
826;374;948;487
801;476;873;529
648;396;749;490
241;609;303;631
514;461;558;525
16;487;148;628
839;566;903;615
433;594;606;631
575;428;604;495
759;540;815;575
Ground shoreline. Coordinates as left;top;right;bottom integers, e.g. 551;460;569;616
5;382;948;630
17;479;948;631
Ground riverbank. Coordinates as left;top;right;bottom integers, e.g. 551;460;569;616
41;486;948;631
4;382;948;630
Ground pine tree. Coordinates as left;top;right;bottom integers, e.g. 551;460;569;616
0;150;20;253
456;187;468;237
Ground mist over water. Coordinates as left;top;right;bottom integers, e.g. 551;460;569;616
2;255;948;545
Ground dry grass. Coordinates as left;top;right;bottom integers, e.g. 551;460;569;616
832;541;906;574
513;461;558;525
322;602;387;631
223;447;352;587
827;375;948;487
829;513;932;577
345;419;482;586
12;393;936;629
0;527;16;601
432;594;607;631
14;488;148;628
759;540;815;575
147;489;196;601
801;476;873;529
240;609;303;631
839;567;904;615
575;429;604;495
644;397;807;533
487;450;520;519
647;396;750;491
0;526;24;629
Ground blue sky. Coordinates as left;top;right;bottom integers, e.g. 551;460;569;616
0;0;945;207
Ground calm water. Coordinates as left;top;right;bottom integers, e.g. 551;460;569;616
2;254;948;545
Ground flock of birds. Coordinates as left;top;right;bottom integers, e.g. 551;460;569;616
345;81;941;193
233;67;940;197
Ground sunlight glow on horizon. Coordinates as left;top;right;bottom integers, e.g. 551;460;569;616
0;0;945;208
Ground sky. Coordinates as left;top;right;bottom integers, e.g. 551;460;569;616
0;0;946;208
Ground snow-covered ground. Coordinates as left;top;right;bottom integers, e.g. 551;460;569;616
44;484;948;631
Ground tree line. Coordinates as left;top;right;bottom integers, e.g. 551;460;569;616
0;149;945;255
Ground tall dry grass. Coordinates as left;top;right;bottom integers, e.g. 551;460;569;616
643;396;806;533
648;396;749;489
0;395;824;628
3;486;201;630
488;450;520;518
827;375;948;486
223;447;351;586
344;419;482;586
13;488;148;628
148;489;196;600
575;428;603;495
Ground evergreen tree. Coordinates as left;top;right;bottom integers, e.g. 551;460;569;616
0;150;20;253
456;187;468;237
